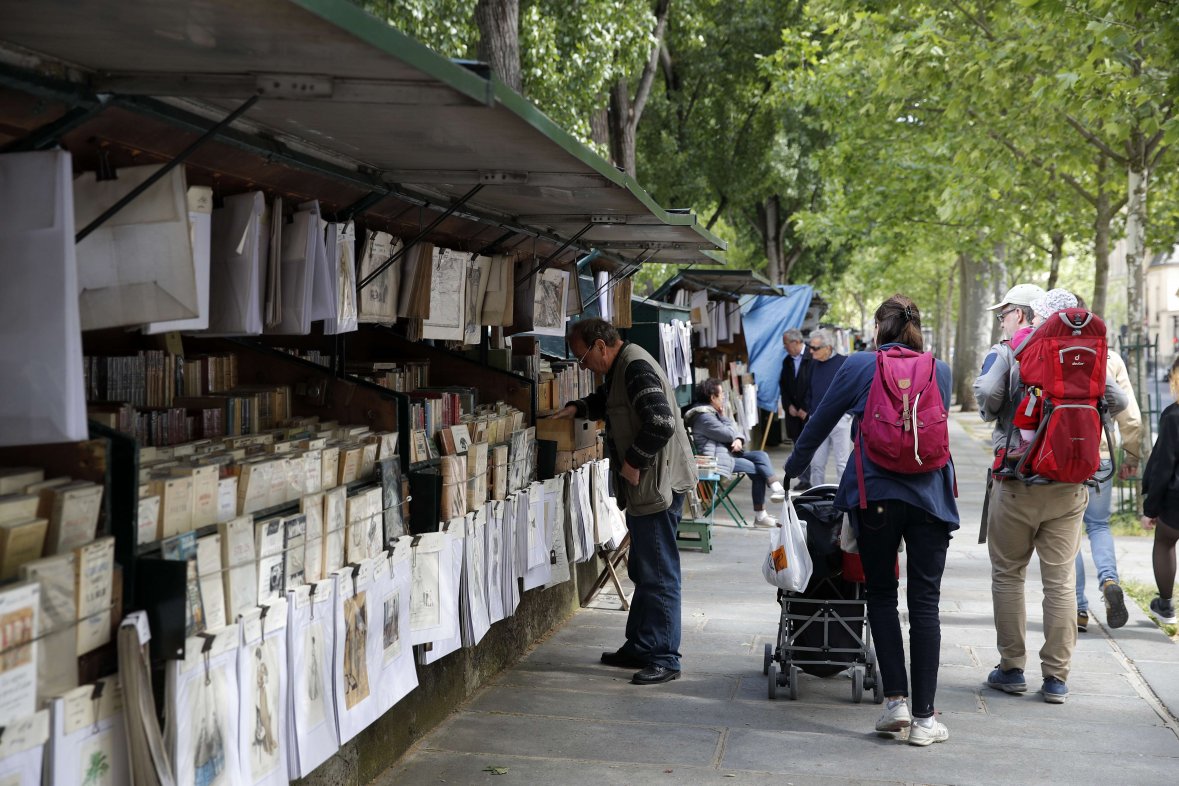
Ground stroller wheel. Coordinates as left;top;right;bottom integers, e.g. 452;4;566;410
767;663;779;700
872;670;883;704
788;666;800;700
763;643;773;676
851;666;864;704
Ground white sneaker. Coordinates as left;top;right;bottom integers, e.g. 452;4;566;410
908;717;949;746
769;481;787;503
875;698;911;732
753;512;777;528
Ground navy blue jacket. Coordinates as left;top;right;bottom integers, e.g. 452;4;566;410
804;353;848;413
783;344;959;530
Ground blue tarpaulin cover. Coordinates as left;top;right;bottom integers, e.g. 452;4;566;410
740;285;814;412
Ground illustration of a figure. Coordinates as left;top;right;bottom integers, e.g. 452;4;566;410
253;647;277;757
193;700;225;786
343;592;369;708
308;632;320;702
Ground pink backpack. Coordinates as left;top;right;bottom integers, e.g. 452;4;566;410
854;347;951;508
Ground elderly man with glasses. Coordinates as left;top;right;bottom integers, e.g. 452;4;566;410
779;329;813;488
797;328;851;488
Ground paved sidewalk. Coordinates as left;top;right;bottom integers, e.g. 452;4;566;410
379;413;1179;785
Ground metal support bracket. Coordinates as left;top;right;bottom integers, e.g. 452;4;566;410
0;100;111;154
515;223;594;287
357;183;485;292
75;93;260;243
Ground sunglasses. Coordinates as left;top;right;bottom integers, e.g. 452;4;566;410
809;343;825;351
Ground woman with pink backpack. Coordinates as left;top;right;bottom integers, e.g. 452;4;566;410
782;294;958;746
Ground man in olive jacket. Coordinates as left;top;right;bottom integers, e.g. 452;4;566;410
553;318;696;685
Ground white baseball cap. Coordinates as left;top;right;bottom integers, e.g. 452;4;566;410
988;283;1046;311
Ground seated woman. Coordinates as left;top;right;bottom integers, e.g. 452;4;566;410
684;378;786;527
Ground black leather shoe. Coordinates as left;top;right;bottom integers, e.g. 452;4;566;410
600;650;648;669
631;665;681;685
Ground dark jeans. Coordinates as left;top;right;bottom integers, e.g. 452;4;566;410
732;450;775;507
622;492;684;670
855;499;950;718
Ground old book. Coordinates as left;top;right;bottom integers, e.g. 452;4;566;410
18;552;77;701
175;464;218;528
0;517;48;580
302;448;323;494
0;467;44;495
255;516;285;603
23;476;70;495
490;444;509;501
450;424;472;455
195;533;226;629
216;476;238;522
0;493;39;524
363;486;384;557
135;493;160;546
338;445;363;485
467;442;488;512
360;441;378;481
345;492;371;563
218;515;257;620
75;536;115;656
151;475;193;539
39;481;103;555
322;486;346;574
284;513;307;589
321;446;340;490
301;493;325;584
236;459;272;515
0;581;39;726
440;454;467;522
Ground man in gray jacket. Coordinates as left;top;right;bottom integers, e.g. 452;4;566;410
554;318;697;685
973;284;1128;705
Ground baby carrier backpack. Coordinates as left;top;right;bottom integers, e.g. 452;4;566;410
1007;308;1115;483
854;347;951;508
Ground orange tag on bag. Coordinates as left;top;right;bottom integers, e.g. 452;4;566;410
771;546;788;572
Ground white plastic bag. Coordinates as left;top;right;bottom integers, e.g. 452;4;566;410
839;520;859;554
761;500;813;592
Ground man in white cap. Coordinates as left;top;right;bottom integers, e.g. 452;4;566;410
973;283;1127;706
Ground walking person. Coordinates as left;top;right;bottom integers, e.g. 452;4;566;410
1067;296;1140;632
801;329;851;487
1140;355;1179;625
554;318;697;685
974;284;1127;704
783;295;958;746
779;329;813;489
684;378;787;527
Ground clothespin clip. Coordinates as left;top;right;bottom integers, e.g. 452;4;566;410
260;603;270;622
199;632;216;686
550;549;557;565
349;563;362;596
91;680;106;732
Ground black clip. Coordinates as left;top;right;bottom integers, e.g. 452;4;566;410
411;535;422;548
349;562;362;596
90;680;106;701
308;582;318;620
0;725;5;744
199;632;216;686
550;548;557;565
260;603;270;622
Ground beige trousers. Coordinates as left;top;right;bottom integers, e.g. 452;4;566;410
987;480;1087;681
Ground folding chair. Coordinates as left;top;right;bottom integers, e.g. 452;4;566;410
696;472;748;528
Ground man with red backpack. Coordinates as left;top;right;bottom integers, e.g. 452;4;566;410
973;284;1128;705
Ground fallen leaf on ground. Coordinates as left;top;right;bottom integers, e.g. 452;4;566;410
483;766;509;775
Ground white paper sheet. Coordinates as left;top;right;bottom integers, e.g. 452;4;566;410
206;191;265;335
331;560;380;744
405;532;459;647
375;544;418;713
237;601;289;786
145;186;213;333
542;478;570;589
323;221;358;334
166;624;242;786
74;164;199;329
46;679;129;786
0;150;88;446
522;483;551;591
460;510;491;647
285;581;338;779
266;206;317;335
0;709;47;786
422;247;467;341
419;522;465;665
530;267;569;337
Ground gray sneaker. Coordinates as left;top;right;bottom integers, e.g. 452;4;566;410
1149;597;1177;625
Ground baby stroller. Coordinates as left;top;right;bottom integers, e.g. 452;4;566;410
762;485;881;704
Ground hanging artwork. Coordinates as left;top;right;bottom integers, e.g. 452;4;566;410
331;559;382;744
372;548;417;715
530;267;570;337
286;581;338;779
0;709;48;786
166;624;241;786
46;679;129;786
236;600;288;786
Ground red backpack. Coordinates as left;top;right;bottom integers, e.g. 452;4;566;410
1008;308;1114;483
854;347;951;508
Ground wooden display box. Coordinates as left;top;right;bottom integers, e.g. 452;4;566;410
536;417;599;451
554;446;598;474
537;379;555;413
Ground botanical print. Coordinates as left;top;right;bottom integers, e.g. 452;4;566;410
250;641;281;779
342;592;369;709
382;592;401;664
300;622;326;728
192;668;228;786
80;730;114;786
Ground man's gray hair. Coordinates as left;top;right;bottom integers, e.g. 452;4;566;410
810;328;835;349
783;328;803;342
567;317;620;348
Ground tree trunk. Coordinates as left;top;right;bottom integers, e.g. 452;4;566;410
475;0;521;92
589;100;610;150
1092;188;1112;320
1124;129;1150;462
953;252;988;411
758;196;783;283
938;256;958;359
605;0;671;178
988;243;1008;347
1047;231;1064;290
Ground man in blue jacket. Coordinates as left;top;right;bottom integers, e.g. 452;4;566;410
801;329;850;487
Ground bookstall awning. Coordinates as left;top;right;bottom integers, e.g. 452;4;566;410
0;0;725;268
650;269;780;302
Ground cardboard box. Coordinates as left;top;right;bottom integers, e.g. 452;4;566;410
554;446;599;474
536;417;599;452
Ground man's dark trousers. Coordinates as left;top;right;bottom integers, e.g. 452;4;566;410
621;491;684;671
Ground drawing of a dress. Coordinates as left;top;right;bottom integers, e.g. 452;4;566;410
308;633;320;701
194;708;225;786
254;647;277;756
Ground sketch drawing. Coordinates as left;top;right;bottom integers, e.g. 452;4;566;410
343;591;370;709
301;623;326;728
251;642;280;777
192;669;227;786
382;592;401;663
410;551;440;630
